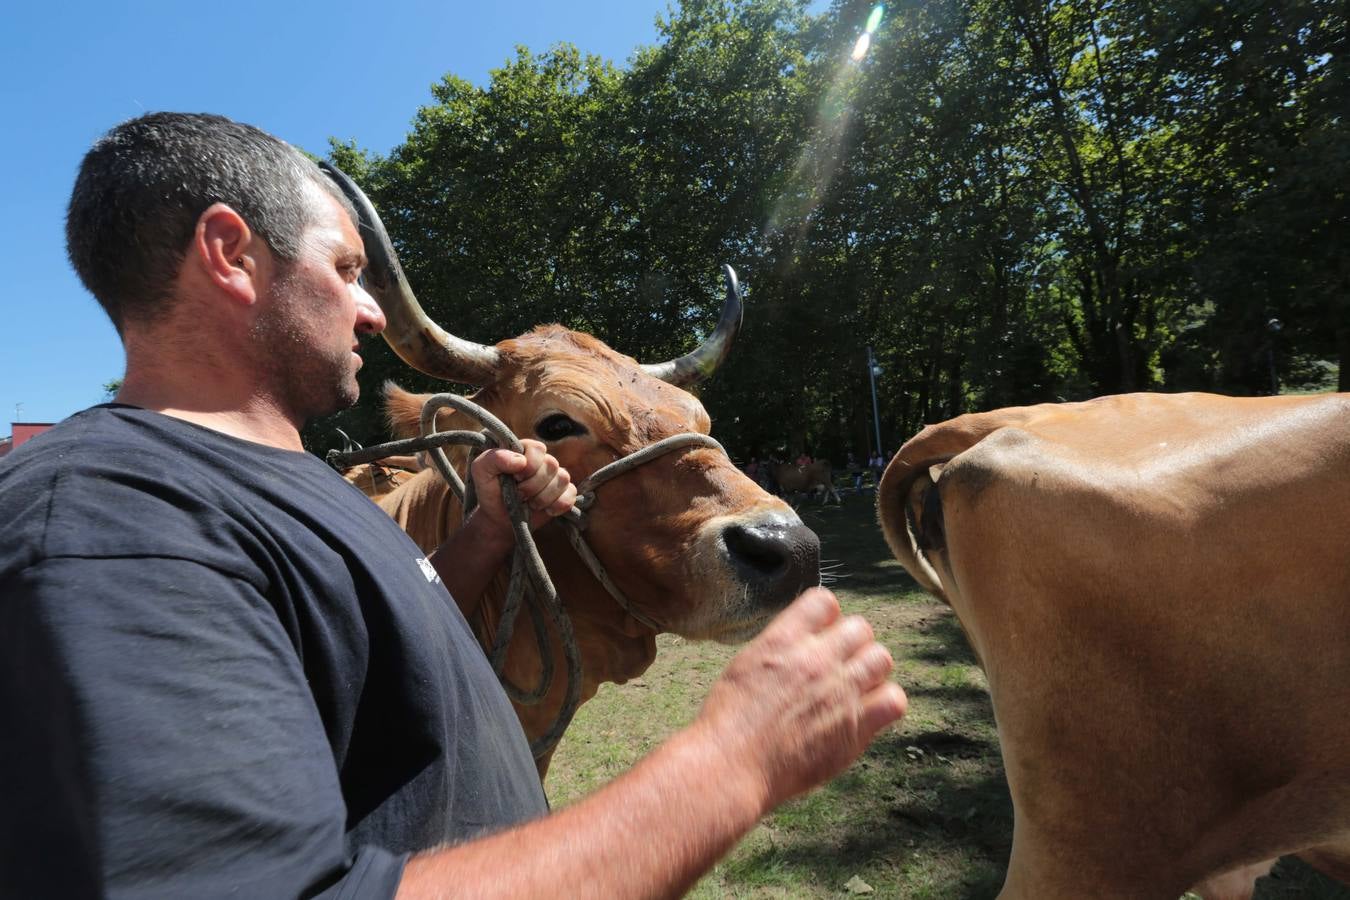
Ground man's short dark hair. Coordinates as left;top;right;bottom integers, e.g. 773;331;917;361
66;112;355;332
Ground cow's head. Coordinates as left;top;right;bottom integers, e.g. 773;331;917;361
323;163;820;643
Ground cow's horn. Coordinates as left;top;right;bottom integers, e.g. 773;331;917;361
640;264;744;387
319;161;501;385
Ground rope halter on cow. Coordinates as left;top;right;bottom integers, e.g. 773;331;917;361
316;161;743;761
328;393;724;760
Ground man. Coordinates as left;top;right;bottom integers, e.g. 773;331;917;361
846;450;863;494
869;450;886;489
0;113;907;898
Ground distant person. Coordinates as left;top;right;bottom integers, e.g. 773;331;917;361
869;450;886;489
846;451;863;494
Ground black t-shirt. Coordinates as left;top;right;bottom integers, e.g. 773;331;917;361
0;406;547;899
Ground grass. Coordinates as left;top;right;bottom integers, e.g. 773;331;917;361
544;493;1350;899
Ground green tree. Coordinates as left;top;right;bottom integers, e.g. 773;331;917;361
305;0;1344;460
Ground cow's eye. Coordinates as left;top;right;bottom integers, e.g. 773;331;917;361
535;413;586;442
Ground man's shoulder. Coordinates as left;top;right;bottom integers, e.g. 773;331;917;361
0;409;135;574
1;407;216;504
5;405;184;461
0;406;301;579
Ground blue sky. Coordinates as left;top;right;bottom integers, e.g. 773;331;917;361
4;1;834;428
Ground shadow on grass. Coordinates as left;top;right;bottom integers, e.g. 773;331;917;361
913;614;981;667
723;726;1013;898
893;729;993;760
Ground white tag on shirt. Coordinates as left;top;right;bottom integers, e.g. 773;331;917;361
416;557;441;584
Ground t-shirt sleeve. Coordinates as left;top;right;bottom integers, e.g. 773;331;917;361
0;556;407;900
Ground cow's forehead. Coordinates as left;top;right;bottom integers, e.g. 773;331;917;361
493;326;713;442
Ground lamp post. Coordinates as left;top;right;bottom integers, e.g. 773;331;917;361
866;346;883;459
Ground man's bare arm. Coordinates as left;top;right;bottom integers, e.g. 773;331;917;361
397;588;908;899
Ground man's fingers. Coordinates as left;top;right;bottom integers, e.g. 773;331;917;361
528;471;573;513
508;442;543;486
845;641;894;692
756;588;837;650
544;482;578;516
820;614;875;662
475;448;528;479
761;588;841;643
859;682;908;737
515;444;562;503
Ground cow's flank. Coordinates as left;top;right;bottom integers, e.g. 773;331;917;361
878;391;1350;899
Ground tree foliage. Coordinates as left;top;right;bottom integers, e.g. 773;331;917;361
304;0;1346;463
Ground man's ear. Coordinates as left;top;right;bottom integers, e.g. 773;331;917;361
193;203;261;304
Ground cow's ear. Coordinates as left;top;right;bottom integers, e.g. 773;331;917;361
193;202;259;306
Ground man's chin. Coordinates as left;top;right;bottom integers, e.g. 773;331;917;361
302;382;361;423
333;382;361;413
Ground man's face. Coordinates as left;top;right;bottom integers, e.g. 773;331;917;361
250;183;385;423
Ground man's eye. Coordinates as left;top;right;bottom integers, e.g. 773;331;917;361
535;414;586;442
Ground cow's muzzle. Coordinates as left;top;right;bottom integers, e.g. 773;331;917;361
722;518;821;609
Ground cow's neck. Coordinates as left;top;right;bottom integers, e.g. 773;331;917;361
403;472;659;750
473;524;660;699
472;529;658;780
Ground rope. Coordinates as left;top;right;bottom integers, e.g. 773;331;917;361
326;394;726;759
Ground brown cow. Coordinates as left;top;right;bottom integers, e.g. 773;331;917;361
877;391;1350;898
773;460;842;505
323;164;821;778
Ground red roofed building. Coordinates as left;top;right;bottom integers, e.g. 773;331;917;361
0;423;55;460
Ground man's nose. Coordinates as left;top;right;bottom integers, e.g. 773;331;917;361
353;281;386;335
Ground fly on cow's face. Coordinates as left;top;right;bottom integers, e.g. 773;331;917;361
535;413;586;442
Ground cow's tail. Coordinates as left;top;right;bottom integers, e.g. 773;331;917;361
877;444;951;600
877;414;1017;601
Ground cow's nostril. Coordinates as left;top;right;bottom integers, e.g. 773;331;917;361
724;524;788;577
